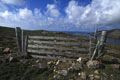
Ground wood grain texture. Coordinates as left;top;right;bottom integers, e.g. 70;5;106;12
28;44;88;51
28;36;89;41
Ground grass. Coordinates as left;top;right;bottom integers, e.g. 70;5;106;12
106;44;120;51
0;61;54;80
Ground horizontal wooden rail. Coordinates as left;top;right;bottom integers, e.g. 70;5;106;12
27;49;88;55
28;36;89;41
31;55;78;60
28;44;88;52
30;53;88;59
28;40;81;46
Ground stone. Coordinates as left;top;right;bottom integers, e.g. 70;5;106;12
54;74;61;79
36;60;40;63
47;61;52;65
69;62;82;72
78;73;81;76
32;65;36;67
87;60;105;69
9;57;19;62
81;72;87;80
58;70;68;76
111;64;120;69
9;57;13;62
53;69;58;73
94;70;99;74
94;75;100;79
89;76;94;80
3;48;10;54
77;57;82;62
68;60;73;64
77;57;88;64
37;62;47;69
89;74;94;77
56;60;60;65
89;74;94;80
61;58;67;63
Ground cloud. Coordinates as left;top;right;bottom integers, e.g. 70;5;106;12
46;4;60;18
1;0;25;5
0;0;120;31
65;0;120;29
0;7;60;29
18;8;33;19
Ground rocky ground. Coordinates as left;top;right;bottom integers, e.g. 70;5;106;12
0;47;120;80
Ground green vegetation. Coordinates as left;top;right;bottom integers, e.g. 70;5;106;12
0;62;54;80
0;26;120;80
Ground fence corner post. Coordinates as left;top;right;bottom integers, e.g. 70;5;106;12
15;27;22;53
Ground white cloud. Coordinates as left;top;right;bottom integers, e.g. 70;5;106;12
18;8;33;19
65;0;120;28
0;7;58;29
46;4;60;18
1;0;25;5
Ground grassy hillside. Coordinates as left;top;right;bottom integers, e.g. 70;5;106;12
107;29;120;39
0;26;17;51
0;26;120;80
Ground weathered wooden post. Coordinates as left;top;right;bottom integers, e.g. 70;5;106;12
91;31;107;60
15;27;22;53
90;41;99;60
94;27;98;41
97;31;107;58
24;36;28;54
89;38;92;59
15;27;25;53
89;27;98;59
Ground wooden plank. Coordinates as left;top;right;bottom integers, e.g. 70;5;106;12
30;53;88;59
97;31;107;58
0;41;16;43
31;55;58;60
27;49;88;55
28;45;88;52
28;40;81;45
30;55;76;60
91;31;108;60
24;36;28;54
28;36;88;41
28;40;89;47
15;27;22;53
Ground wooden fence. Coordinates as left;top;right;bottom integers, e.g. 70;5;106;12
15;27;108;60
26;36;89;59
15;27;89;59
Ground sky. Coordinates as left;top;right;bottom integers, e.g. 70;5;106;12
0;0;120;32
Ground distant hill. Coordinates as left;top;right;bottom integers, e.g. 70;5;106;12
107;29;120;40
92;29;120;40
